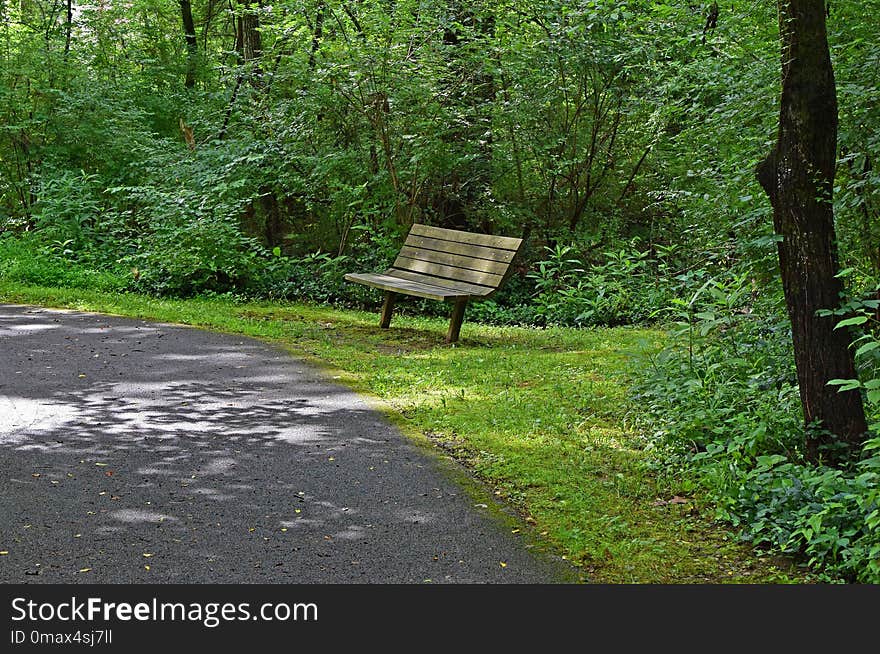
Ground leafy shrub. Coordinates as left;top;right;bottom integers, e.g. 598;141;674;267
0;233;127;292
31;169;104;250
465;297;542;326
722;445;880;583
256;251;362;305
251;222;400;306
527;239;684;327
819;276;880;430
634;278;802;464
633;267;880;582
128;213;263;297
104;138;274;297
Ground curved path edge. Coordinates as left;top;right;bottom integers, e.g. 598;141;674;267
0;303;576;584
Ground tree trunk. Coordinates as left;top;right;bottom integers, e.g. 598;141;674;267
756;0;867;463
308;1;324;71
179;0;198;88
64;0;72;55
259;187;284;249
219;1;263;138
235;0;263;83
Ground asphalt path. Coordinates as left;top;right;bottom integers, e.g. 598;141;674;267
0;304;570;583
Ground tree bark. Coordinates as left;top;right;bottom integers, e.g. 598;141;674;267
179;0;198;88
308;1;324;71
756;0;867;463
64;0;72;55
235;0;263;85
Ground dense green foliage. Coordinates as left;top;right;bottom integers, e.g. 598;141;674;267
1;0;879;581
633;281;880;582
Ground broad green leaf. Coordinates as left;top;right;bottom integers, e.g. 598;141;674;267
827;379;861;392
855;341;880;357
834;315;868;329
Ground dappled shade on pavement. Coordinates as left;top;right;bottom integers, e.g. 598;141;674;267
0;304;569;583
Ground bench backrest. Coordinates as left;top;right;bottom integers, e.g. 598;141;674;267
389;223;524;297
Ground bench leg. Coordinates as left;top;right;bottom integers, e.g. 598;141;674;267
380;291;397;329
446;298;468;343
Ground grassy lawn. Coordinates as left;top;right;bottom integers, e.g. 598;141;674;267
0;282;811;583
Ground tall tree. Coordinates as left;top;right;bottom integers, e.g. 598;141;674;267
64;0;72;54
307;0;324;72
219;0;264;138
235;0;263;75
179;0;198;88
756;0;867;463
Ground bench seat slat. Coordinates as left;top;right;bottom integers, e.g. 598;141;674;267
344;223;524;342
343;272;469;301
384;268;496;297
397;245;511;276
403;235;518;263
410;223;522;251
393;256;505;288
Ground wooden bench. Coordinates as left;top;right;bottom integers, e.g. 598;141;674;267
344;223;524;343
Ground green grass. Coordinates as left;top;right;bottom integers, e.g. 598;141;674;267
0;280;812;583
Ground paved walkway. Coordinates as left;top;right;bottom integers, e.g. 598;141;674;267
0;304;569;583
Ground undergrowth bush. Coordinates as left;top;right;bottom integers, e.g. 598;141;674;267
0;233;127;292
127;214;264;297
633;267;880;582
31;168;104;250
527;239;684;327
721;444;880;583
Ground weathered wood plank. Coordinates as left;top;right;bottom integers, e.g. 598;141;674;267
446;298;468;343
380;291;397;328
403;235;518;263
393;256;505;288
345;223;524;341
397;245;510;275
410;223;522;251
343;273;466;301
385;269;495;296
